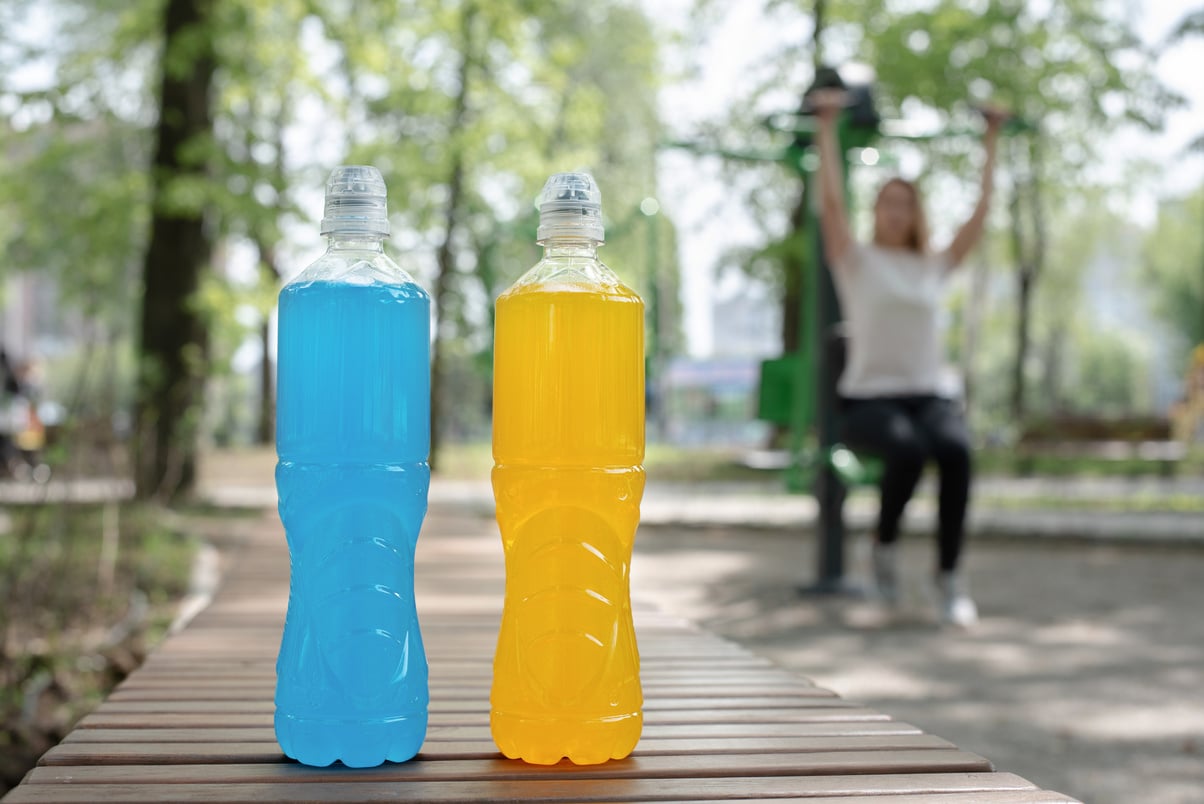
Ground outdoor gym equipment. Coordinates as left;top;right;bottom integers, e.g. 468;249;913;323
673;64;1031;593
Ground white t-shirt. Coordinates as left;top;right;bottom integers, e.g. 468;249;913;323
833;242;959;399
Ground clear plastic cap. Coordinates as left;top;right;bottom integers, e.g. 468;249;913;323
320;165;390;237
536;171;604;244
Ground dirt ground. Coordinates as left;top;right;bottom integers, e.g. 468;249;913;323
630;522;1204;804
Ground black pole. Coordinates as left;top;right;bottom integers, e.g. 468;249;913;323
807;225;855;593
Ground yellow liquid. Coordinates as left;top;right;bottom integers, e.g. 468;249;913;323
491;282;645;765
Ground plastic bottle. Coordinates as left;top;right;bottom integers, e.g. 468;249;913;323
274;165;430;768
490;172;645;765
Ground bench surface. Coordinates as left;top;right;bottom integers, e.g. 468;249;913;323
3;509;1079;803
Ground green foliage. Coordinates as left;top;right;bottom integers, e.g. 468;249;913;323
1069;327;1153;414
0;502;198;691
1;0;677;460
857;0;1175;128
951;192;1158;434
975;446;1198;478
0;500;248;794
703;0;1177;427
714;1;1165;267
315;0;671;444
1170;6;1204;156
1169;7;1204;42
0;120;151;328
1143;187;1204;363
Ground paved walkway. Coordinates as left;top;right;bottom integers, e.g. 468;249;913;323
631;520;1204;804
6;448;1201;546
194;474;1204;546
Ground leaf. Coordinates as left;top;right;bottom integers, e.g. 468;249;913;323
1168;8;1204;43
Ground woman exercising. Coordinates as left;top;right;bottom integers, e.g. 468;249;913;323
811;88;1006;626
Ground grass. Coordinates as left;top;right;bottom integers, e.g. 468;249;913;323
0;502;205;793
432;441;776;483
975;446;1204;478
974;494;1204;514
434;441;1203;486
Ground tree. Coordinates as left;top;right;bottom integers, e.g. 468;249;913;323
1162;7;1204;367
0;1;156;356
208;0;315;445
1;1;163;480
331;0;669;466
3;0;675;478
426;0;476;469
134;0;216;499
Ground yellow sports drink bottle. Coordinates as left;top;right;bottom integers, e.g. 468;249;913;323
490;172;645;765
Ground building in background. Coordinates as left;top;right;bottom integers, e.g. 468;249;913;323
1;272;64;364
710;282;781;359
661;281;779;446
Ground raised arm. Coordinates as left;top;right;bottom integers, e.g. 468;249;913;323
811;89;854;268
944;107;1006;269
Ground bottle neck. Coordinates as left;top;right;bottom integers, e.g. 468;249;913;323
327;235;386;252
541;238;601;259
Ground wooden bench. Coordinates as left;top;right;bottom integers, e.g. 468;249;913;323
1015;415;1185;475
2;508;1078;803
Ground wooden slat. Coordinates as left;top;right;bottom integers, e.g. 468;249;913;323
74;706;893;730
23;749;993;785
64;721;927;744
3;772;1048;803
41;734;959;766
86;698;858;716
125;667;813;685
100;694;840;711
111;681;828;699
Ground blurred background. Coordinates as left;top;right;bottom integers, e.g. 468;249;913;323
1;0;1202;799
0;0;1201;488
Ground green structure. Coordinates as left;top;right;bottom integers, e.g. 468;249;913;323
780;70;882;592
670;66;878;592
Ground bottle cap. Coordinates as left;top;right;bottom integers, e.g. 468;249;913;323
320;165;390;237
536;171;604;243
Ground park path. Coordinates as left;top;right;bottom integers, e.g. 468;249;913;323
194;454;1204;545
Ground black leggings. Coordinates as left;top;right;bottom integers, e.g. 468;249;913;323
839;395;972;572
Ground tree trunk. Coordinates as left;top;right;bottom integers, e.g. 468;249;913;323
134;0;215;501
1043;324;1065;413
1011;270;1032;420
812;0;827;69
1007;136;1046;424
429;3;475;471
960;252;989;411
430;159;464;472
257;318;274;445
254;240;281;446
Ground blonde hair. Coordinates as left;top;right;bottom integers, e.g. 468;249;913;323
874;177;928;253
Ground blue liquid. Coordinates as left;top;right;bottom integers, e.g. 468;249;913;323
275;279;431;768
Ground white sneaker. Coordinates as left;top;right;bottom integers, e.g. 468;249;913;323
936;571;978;627
872;542;900;606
